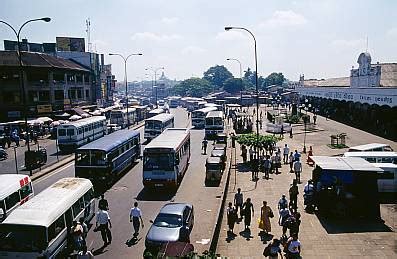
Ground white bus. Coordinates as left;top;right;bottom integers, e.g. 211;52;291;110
348;143;393;152
204;103;222;111
110;108;136;128
147;108;165;118
373;163;397;194
343;151;397;164
144;113;175;140
57;116;107;151
0;175;33;223
191;107;217;129
0;178;95;258
205;111;224;139
143;128;191;189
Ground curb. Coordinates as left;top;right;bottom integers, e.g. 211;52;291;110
31;122;145;182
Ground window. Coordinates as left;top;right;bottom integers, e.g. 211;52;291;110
72;198;85;218
67;129;75;136
48;215;65;242
58;129;66;136
85;127;88;132
5;191;20;210
84;189;94;205
54;90;64;100
85;89;90;98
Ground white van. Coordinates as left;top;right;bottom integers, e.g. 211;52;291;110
373;163;397;193
343;151;397;164
0;175;33;222
348;143;393;152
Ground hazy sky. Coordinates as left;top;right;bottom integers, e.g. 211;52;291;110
1;0;396;82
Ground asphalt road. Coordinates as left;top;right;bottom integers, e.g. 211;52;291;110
30;108;225;258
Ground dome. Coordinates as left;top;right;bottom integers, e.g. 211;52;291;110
357;52;372;65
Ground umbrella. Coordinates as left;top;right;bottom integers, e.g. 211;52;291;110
80;113;91;118
56;112;71;118
69;115;82;121
37;117;53;123
58;120;69;124
28;119;44;126
91;110;102;116
50;121;61;127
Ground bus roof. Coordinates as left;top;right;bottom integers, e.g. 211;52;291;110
145;128;190;151
110;108;136;114
343;151;397;158
192;107;217;114
149;108;165;114
0;175;31;201
372;163;397;169
2;178;93;227
311;156;383;172
145;113;174;123
59;116;106;128
348;143;392;152
77;129;140;153
206;111;224;118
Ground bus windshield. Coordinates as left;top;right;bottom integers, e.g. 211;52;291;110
214;117;223;125
144;152;174;171
145;121;162;130
0;224;46;252
76;150;107;166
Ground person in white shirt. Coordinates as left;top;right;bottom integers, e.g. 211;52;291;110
96;209;112;246
77;245;94;259
293;159;302;183
283;144;290;164
287;234;301;258
130;202;144;238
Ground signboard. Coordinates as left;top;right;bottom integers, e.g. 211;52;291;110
56;37;85;52
63;99;71;110
37;104;52;114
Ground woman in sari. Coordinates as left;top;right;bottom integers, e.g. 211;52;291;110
260;201;273;234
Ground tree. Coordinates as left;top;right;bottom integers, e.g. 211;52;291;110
243;67;255;85
236;133;282;154
203;65;233;90
172;77;212;97
264;72;285;88
223;77;243;94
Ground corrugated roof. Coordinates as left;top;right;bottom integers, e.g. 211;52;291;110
0;50;89;72
303;77;350;87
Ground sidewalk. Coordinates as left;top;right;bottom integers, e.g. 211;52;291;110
216;106;396;258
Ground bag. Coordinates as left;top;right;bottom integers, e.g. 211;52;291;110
258;218;264;229
263;244;271;257
269;210;274;218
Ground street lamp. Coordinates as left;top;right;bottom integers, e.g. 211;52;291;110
226;58;243;104
145;67;164;107
0;17;51;174
225;26;260;178
302;99;311;153
109;52;142;128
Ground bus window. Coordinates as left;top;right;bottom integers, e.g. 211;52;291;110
48;215;65;243
67;129;74;136
72;198;85;218
0;201;5;220
0;225;46;252
76;151;90;166
5;191;20;211
366;157;376;163
19;184;33;200
58;129;66;136
144;153;173;171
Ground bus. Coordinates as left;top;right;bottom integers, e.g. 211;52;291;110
168;96;181;108
205;111;224;139
75;129;141;184
0;175;33;222
343;151;397;164
0;178;95;258
147;108;165;118
191;107;217;129
348;143;393;152
372;163;397;194
144;113;175;140
57;116;107;151
204;103;222;111
143;128;191;189
110;108;136;128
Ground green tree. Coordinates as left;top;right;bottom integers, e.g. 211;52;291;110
203;65;233;90
172;77;212;97
223;77;243;94
244;68;265;89
264;72;285;87
236;133;282;153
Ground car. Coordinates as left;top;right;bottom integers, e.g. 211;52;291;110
145;203;194;252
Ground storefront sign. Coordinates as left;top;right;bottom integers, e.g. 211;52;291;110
37;104;52;113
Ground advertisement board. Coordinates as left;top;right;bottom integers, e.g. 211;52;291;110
37;104;53;114
56;37;85;52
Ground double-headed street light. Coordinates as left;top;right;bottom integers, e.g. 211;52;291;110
226;58;243;104
0;17;51;173
225;26;260;171
145;67;164;107
109;53;143;128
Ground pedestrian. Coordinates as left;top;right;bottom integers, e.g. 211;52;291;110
230;133;236;148
293;150;301;162
289;180;299;213
279;207;290;230
293;159;302;183
77;245;94;259
313;114;317;125
263;238;283;259
249;146;254;163
289;152;294;173
98;194;109;211
226;202;237;233
130;201;144;238
263;155;271;179
280;125;284;137
275;152;281;174
79;217;88;240
202;139;208;155
289;127;293;138
307;146;314;165
234;188;244;218
71;220;84;251
96;208;112;246
285;233;301;259
242;198;254;230
289;212;301;237
241;145;247;163
278;194;288;211
283;144;290;164
259;201;273;235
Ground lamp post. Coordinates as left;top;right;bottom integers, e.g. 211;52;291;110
145;67;164;107
109;52;142;128
226;58;243;104
1;17;51;175
225;26;260;178
302;99;310;153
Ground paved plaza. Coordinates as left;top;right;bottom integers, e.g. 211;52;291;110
216;107;396;258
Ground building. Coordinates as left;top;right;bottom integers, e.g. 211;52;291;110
0;51;92;121
295;52;397;141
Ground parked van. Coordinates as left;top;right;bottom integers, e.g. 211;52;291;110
343;151;397;164
348;143;393;152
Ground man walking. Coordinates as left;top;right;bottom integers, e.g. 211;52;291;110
96;208;112;246
283;144;290;164
130;202;144;238
234;188;244;218
289;180;299;213
293;159;302;183
202;139;208;155
98;194;109;211
263;155;271;179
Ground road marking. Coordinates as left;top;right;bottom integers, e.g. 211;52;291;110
33;162;74;184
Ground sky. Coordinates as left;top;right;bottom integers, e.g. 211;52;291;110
1;0;396;82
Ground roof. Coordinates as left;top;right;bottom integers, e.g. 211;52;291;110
77;129;140;152
379;63;397;87
303;77;350;87
145;128;190;151
311;156;383;171
343;151;397;157
0;50;89;72
159;203;191;216
0;175;31;200
192;107;217;115
59;116;106;128
2;178;92;226
206;111;223;118
145;113;174;123
149;108;165;114
207;156;222;164
348;143;392;152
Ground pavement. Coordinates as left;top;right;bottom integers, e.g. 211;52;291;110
216;106;396;258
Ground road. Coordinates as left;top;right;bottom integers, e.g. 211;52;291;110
31;107;226;258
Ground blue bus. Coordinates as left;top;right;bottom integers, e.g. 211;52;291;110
75;129;141;184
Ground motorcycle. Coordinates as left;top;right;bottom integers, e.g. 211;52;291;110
0;148;8;160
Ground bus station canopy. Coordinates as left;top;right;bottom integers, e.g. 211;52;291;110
311;156;382;172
